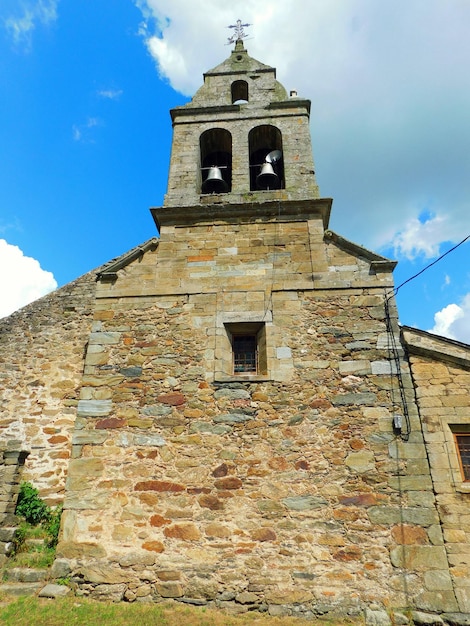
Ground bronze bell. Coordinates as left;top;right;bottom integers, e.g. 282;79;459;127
201;166;229;193
256;162;279;190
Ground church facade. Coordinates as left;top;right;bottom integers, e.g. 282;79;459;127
1;40;469;619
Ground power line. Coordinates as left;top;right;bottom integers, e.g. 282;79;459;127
388;233;470;299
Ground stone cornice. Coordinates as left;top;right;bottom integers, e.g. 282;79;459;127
204;66;274;78
170;99;310;122
402;325;470;370
96;238;159;282
170;104;241;122
151;198;332;232
324;230;397;272
267;99;311;115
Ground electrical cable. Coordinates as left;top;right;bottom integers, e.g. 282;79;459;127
388;233;470;300
384;296;411;441
381;233;469;441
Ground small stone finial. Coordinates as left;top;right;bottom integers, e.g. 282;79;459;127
227;19;251;45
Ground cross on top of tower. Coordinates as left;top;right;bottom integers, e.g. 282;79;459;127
227;19;251;45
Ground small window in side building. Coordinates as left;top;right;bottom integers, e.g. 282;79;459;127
455;434;470;481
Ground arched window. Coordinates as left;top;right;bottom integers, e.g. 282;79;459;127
200;128;232;194
248;125;284;191
231;80;248;104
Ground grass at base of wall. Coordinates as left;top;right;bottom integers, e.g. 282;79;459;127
5;523;55;570
3;547;55;570
0;596;364;626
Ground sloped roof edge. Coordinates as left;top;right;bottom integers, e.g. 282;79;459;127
402;325;470;370
96;238;159;282
203;41;275;78
324;230;397;271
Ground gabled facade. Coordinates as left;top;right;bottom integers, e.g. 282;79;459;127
0;40;469;621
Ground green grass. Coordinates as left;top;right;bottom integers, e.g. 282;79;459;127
0;596;363;626
4;522;55;570
18;525;46;540
5;547;55;569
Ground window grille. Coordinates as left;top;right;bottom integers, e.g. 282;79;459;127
232;335;257;373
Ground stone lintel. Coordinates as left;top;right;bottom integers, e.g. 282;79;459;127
151;198;332;232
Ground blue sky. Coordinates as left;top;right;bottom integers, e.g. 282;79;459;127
1;0;469;343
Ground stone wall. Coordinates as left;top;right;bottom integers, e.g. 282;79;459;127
0;217;463;616
404;328;470;613
0;271;97;505
58;251;454;614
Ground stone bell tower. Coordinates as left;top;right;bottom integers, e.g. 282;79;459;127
149;37;338;383
161;38;319;209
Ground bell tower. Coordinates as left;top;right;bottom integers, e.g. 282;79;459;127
156;38;320;213
148;36;337;385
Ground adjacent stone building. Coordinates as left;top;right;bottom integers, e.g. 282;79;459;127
0;39;469;619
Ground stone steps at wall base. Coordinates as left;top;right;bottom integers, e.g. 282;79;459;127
24;538;47;549
0;582;44;597
0;561;72;603
0;565;52;599
2;567;49;582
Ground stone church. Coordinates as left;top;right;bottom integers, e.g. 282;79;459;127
1;38;470;620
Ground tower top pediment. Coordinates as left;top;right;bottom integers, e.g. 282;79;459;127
204;40;275;78
185;40;288;109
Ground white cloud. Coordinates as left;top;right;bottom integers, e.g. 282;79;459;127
97;88;123;100
389;213;462;260
3;0;59;48
72;117;101;143
0;239;57;318
429;294;470;344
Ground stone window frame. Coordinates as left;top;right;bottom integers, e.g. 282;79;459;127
443;420;470;493
453;431;470;482
214;312;272;382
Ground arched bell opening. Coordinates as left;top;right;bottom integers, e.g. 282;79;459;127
248;125;284;191
200;128;232;194
231;80;248;104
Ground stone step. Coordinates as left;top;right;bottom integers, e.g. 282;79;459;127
24;538;47;548
3;567;49;582
0;582;44;597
